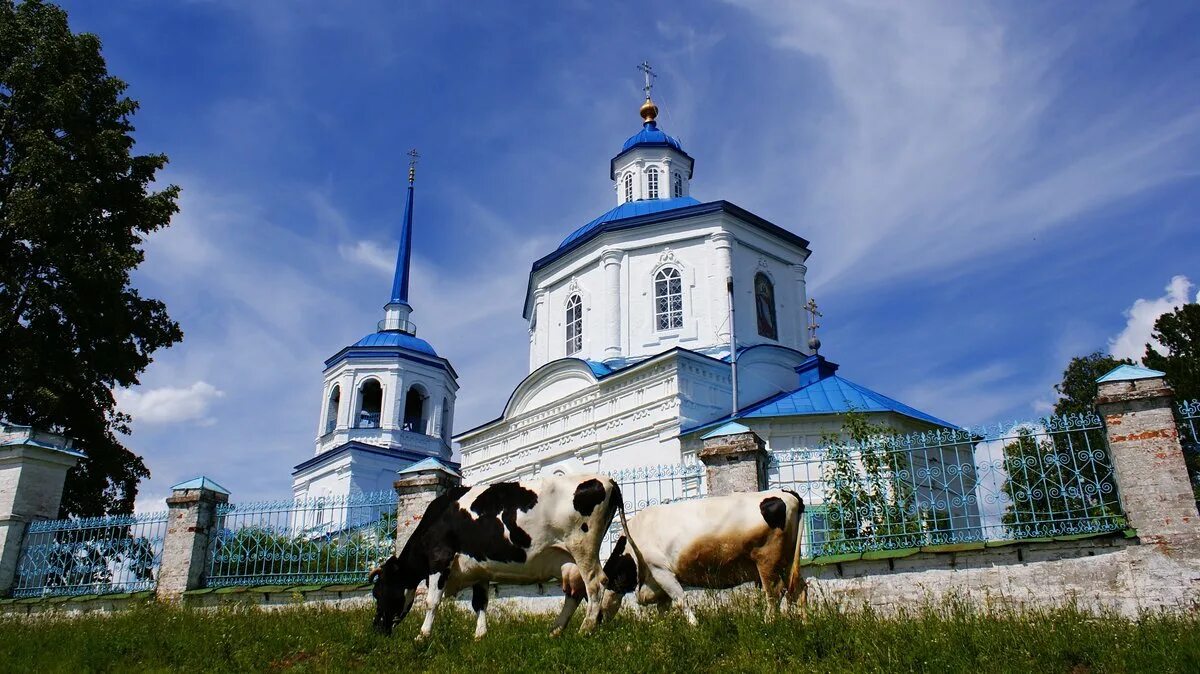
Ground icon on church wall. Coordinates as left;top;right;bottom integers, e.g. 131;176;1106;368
755;272;777;340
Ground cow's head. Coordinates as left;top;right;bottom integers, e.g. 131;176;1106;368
369;555;419;636
599;535;639;620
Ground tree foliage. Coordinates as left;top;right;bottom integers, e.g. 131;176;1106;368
1052;352;1132;417
0;0;181;516
1144;303;1200;404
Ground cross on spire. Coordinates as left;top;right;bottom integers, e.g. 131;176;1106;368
407;148;420;185
637;61;656;100
804;298;823;354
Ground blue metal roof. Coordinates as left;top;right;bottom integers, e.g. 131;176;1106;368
1096;364;1165;383
559;196;701;250
740;376;955;427
352;331;438;356
621;121;684;153
398;457;461;478
701;421;752;440
682;355;957;435
170;476;230;495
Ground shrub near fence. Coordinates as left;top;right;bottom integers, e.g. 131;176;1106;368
769;412;1125;557
10;511;168;598
206;491;397;588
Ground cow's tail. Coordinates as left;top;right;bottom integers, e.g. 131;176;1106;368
611;481;646;585
784;491;807;606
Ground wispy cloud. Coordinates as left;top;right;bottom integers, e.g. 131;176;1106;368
116;382;225;426
1108;275;1197;362
725;1;1200;289
339;240;394;276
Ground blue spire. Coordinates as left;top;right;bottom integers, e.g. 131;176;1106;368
389;151;418;305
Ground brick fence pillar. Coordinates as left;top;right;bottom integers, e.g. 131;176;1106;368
158;476;230;599
394;460;462;555
0;424;82;596
699;422;768;495
1095;365;1200;547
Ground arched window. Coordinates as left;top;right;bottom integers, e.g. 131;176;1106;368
646;167;659;199
357;379;382;428
441;398;451;441
565;295;583;355
673;173;683;198
325;385;340;434
403;385;428;434
654;267;683;331
754;272;778;340
623;173;633;202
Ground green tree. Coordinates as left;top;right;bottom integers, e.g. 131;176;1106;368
1052;352;1132;417
819;411;928;554
0;0;181;516
1144;303;1200;403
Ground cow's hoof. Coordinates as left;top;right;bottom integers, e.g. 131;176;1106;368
549;627;564;638
415;633;429;643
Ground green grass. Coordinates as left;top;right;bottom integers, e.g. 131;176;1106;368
1;598;1198;673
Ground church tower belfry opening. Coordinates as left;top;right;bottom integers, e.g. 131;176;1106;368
292;150;459;502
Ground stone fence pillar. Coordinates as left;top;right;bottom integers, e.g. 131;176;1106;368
394;460;462;556
158;477;229;599
0;424;83;596
699;422;768;495
1095;366;1200;548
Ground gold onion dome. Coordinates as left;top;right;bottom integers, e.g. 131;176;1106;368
640;97;659;123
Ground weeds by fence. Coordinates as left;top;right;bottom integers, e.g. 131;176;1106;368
9;511;168;598
206;490;397;588
769;412;1125;557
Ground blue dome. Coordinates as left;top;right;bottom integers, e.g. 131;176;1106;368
621;121;684;153
559;196;701;250
353;331;438;356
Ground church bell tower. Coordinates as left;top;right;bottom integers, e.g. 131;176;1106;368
292;151;459;501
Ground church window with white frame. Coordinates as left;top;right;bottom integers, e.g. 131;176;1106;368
673;173;683;198
565;294;583;355
623;173;633;202
654;267;684;331
646;167;659;199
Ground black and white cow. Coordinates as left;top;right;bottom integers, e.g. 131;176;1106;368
369;474;626;640
599;490;806;624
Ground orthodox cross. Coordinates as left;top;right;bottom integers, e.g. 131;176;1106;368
637;61;656;99
407;148;420;184
804;297;823;353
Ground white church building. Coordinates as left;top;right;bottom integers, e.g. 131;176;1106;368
455;80;957;485
291;73;959;503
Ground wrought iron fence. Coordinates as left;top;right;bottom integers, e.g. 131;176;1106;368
10;511;169;598
601;461;705;557
768;412;1125;557
1178;399;1200;505
206;490;397;588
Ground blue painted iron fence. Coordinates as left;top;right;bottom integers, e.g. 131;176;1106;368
768;412;1125;557
205;490;397;588
1177;399;1200;507
602;462;705;557
10;511;168;598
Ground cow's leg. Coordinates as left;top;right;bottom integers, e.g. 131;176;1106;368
569;555;606;634
417;572;456;641
647;567;696;626
550;593;582;636
472;583;489;640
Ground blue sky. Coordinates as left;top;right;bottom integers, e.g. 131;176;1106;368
53;1;1199;510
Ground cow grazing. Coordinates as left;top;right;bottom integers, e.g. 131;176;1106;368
369;474;626;640
599;490;806;625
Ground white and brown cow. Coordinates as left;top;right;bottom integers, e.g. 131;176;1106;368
369;474;626;640
599;490;806;625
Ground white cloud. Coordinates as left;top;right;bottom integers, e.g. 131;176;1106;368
116;381;225;426
1108;275;1197;362
338;240;394;276
723;1;1200;290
